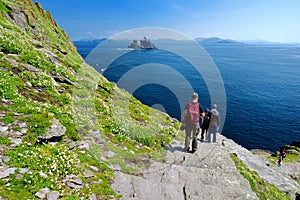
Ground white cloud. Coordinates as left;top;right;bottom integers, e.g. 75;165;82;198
216;32;223;36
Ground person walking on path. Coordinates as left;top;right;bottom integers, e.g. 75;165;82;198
278;147;286;168
181;93;203;152
200;108;211;141
208;104;220;143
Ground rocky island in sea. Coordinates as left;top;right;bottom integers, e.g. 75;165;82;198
127;36;157;49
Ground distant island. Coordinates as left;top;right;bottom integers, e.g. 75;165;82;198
127;37;157;49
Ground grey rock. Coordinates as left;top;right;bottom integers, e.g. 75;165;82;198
90;165;99;172
26;81;32;87
9;138;22;147
47;191;59;200
67;141;76;150
19;122;27;128
19;168;29;174
35;187;50;199
77;141;90;150
21;63;40;73
0;167;16;179
0;126;8;132
1;99;9;103
5;57;18;67
64;174;83;187
67;181;83;189
9;11;27;31
53;75;74;85
112;140;258;200
38;118;66;140
21;128;28;134
89;194;97;200
41;49;61;67
222;135;300;199
106;151;115;158
1;156;10;163
14;131;23;137
84;168;95;178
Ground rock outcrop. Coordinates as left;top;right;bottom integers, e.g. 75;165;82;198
127;37;157;49
112;139;258;200
38;118;66;141
222;135;300;199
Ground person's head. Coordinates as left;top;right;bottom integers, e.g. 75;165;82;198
191;93;198;102
205;108;209;113
212;104;217;109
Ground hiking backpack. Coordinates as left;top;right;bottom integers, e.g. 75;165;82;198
187;103;200;125
210;109;219;123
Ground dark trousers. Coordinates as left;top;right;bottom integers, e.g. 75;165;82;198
201;126;208;140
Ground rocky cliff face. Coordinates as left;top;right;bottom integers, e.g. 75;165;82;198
0;0;299;200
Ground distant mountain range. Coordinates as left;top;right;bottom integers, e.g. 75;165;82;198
73;37;283;46
194;37;242;44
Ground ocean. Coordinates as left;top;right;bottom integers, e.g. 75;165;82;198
75;41;300;152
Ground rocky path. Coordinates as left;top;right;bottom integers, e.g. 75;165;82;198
112;138;258;200
221;135;300;199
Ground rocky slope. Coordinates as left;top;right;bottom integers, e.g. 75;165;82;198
0;0;178;199
0;0;299;200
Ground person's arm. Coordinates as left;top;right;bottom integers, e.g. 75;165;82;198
199;104;204;117
217;113;220;127
181;104;188;123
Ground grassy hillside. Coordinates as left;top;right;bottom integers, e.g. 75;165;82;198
0;0;180;199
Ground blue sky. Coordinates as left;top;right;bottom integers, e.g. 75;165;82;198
35;0;300;42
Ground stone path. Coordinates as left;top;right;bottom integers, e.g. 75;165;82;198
112;138;258;200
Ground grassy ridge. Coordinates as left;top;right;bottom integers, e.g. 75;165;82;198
0;0;180;198
230;153;292;200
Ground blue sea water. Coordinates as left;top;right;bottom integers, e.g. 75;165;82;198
76;42;300;152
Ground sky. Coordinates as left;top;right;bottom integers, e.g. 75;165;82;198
35;0;300;43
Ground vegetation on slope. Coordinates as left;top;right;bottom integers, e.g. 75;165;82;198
230;153;292;200
0;0;180;199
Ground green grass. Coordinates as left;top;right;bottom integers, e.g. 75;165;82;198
0;0;183;199
230;153;292;200
0;136;12;145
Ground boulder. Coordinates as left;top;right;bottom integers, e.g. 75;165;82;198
38;118;66;141
47;191;59;200
35;187;50;199
9;138;22;147
0;167;16;179
89;194;97;200
83;168;95;178
77;141;90;150
9;10;27;31
1;156;10;163
52;75;74;85
64;174;83;189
